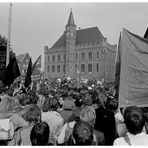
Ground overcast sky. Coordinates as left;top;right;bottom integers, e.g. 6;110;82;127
0;2;148;69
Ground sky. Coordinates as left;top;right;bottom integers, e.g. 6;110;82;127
0;2;148;70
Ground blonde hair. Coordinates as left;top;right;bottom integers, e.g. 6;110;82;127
80;106;96;126
0;95;21;113
63;97;75;110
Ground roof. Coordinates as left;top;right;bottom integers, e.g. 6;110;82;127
51;27;104;49
16;54;25;62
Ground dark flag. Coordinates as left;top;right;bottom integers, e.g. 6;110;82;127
0;56;20;87
144;27;148;39
114;32;122;99
32;55;41;74
24;58;32;88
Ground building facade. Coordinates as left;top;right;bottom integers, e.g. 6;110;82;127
44;10;116;81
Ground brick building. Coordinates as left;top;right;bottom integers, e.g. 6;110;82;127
44;10;116;81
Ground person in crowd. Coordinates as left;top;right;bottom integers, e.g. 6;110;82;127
113;106;148;145
20;104;41;145
79;105;105;145
41;97;64;145
68;121;94;145
0;95;29;146
57;107;80;145
82;93;93;107
0;95;22;117
30;122;50;146
94;96;116;145
59;96;76;124
106;97;126;138
15;93;30;108
36;88;46;110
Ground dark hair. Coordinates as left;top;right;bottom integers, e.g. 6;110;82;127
124;106;145;135
106;97;118;113
42;97;59;112
71;121;93;145
82;94;93;106
30;122;50;146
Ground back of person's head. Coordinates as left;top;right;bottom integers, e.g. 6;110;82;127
71;121;93;145
43;97;59;112
48;97;59;111
17;93;30;106
124;106;145;135
68;107;80;122
63;96;75;110
106;97;118;113
82;94;93;106
22;104;41;124
0;95;21;113
30;122;50;146
79;106;96;127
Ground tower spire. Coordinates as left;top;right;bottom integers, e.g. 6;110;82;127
66;9;76;27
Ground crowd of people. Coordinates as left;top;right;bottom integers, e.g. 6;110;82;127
0;76;148;146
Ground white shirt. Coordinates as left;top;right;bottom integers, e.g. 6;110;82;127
41;111;64;144
114;132;148;146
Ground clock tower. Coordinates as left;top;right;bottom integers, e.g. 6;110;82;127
65;9;76;77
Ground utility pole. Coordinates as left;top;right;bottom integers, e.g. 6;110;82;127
6;3;12;66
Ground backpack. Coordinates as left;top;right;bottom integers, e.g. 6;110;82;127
0;118;14;140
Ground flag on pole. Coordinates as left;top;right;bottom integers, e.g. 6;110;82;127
32;55;41;74
24;58;32;88
1;56;20;87
114;32;122;98
119;28;148;107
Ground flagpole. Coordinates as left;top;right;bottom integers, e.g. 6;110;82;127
6;3;12;66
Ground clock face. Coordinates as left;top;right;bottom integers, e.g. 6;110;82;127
66;32;70;36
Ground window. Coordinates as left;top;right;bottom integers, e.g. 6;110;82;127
52;55;55;62
96;63;99;72
97;51;99;59
58;55;61;62
63;65;66;73
23;64;26;67
88;63;92;72
88;52;92;60
48;56;50;62
47;65;49;72
52;65;55;73
81;64;85;72
76;53;78;59
82;52;85;60
57;65;60;73
63;54;66;61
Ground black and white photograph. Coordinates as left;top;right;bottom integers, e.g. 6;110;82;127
0;1;148;146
